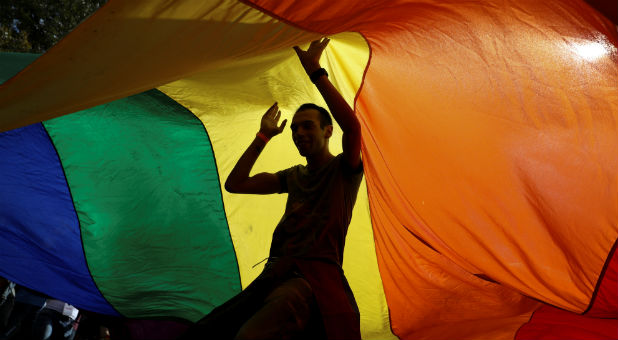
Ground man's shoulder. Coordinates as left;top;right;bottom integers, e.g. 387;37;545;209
277;163;304;174
275;163;304;183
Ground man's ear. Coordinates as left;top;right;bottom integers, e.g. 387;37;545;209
324;125;333;138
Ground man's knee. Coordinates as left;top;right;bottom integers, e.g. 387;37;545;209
268;278;313;317
233;278;317;340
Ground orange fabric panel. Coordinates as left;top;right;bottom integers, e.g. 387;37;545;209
367;190;540;339
0;0;317;132
357;0;618;312
246;0;618;338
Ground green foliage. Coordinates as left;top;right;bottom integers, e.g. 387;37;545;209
0;0;107;53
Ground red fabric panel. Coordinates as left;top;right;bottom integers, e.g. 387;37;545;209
515;305;618;340
587;242;618;318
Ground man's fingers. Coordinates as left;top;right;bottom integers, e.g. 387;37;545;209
266;102;278;117
294;38;330;56
293;46;302;57
279;119;288;132
315;38;329;52
321;37;330;48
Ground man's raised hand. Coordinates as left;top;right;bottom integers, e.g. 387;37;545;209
293;37;330;75
259;102;287;139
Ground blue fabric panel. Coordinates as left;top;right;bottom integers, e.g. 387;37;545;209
0;123;118;315
0;53;118;315
0;51;118;315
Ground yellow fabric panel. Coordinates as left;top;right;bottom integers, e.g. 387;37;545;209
0;0;314;132
0;0;394;336
160;32;396;340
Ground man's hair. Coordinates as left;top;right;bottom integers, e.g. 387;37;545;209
296;103;333;128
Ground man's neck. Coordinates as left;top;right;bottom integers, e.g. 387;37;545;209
306;149;334;171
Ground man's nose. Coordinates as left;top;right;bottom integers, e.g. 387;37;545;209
295;127;307;136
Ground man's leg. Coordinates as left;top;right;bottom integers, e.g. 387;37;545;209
233;277;321;340
178;278;272;340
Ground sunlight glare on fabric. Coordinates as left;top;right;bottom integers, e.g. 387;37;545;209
572;40;610;61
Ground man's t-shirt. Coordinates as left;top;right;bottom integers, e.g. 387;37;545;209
272;153;363;265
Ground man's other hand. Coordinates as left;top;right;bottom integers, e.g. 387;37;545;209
293;37;330;75
259;102;287;139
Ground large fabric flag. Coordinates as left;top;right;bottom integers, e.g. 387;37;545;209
0;1;616;339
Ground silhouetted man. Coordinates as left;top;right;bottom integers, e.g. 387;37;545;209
181;37;363;340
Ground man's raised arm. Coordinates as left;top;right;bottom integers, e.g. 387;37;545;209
224;103;287;194
294;38;362;170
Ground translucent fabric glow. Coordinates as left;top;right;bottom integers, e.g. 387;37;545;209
0;1;616;339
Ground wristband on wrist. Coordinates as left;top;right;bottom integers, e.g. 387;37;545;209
256;132;270;143
309;68;328;83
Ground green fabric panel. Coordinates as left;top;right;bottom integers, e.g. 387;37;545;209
43;89;240;321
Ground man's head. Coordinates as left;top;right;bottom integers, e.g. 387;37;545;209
291;103;333;157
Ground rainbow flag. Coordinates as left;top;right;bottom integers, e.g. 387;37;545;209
0;1;616;339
